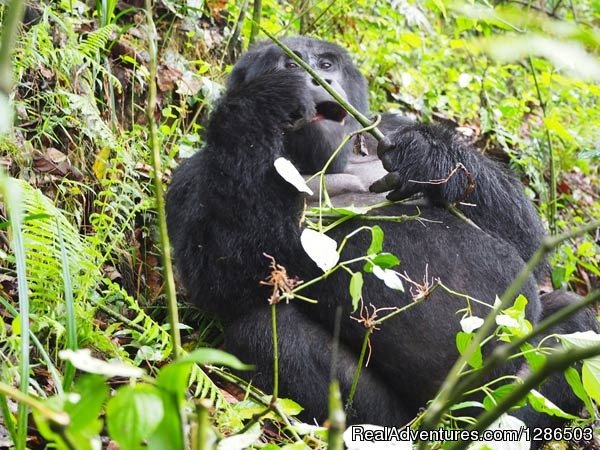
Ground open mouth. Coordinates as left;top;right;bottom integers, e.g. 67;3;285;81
311;101;347;123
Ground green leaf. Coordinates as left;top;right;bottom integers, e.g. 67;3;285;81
277;398;304;416
66;375;108;434
582;361;600;404
177;348;251;370
363;253;400;273
157;348;252;401
455;331;482;369
349;272;363;312
564;367;594;415
367;226;384;255
527;389;578;419
106;384;164;450
482;384;525;411
520;343;546;372
147;391;183;450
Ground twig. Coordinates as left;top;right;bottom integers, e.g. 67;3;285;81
327;380;345;450
528;57;557;235
0;0;25;97
0;381;69;428
249;0;262;45
271;303;279;400
144;0;181;357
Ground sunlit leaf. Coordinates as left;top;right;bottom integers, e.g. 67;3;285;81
274;157;313;195
300;228;339;272
59;349;144;378
106;385;164;450
349;271;364;311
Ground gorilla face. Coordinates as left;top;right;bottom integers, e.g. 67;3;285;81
227;37;370;174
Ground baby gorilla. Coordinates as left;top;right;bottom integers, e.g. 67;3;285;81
166;36;597;442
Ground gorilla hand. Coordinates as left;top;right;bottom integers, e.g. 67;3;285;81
369;123;473;205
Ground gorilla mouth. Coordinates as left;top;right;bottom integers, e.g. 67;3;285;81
312;101;347;123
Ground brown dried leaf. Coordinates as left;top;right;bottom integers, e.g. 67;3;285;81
157;65;182;91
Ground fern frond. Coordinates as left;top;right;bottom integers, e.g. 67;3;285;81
78;24;118;57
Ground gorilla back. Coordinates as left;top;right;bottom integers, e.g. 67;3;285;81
166;36;595;436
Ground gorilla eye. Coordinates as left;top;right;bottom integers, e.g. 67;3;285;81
319;61;333;70
285;61;298;69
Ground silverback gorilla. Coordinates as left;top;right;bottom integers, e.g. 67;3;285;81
166;37;597;438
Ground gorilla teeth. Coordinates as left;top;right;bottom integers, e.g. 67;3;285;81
314;101;347;123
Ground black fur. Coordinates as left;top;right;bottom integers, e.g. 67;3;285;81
166;37;597;437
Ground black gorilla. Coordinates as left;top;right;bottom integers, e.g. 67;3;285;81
166;37;596;434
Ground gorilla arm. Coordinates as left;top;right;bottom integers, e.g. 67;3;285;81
369;122;547;277
166;71;315;316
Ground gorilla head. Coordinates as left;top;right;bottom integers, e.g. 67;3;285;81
227;37;370;173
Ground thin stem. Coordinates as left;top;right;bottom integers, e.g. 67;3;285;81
249;0;262;45
0;0;25;96
57;222;77;391
346;328;372;408
0;381;69;427
528;57;557;235
271;303;279;400
194;399;212;450
144;0;181;358
327;380;345;450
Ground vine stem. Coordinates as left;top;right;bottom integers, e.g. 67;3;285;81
144;0;181;358
528;56;557;235
0;381;69;428
346;328;372;408
271;303;279;400
249;0;261;45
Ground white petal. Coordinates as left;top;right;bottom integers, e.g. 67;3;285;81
496;314;520;328
373;266;403;291
460;316;484;334
59;349;144;378
274;157;313;195
300;228;339;272
372;265;386;280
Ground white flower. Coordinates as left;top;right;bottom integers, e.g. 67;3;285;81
460;316;484;333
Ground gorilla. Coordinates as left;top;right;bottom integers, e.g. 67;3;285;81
166;36;597;439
